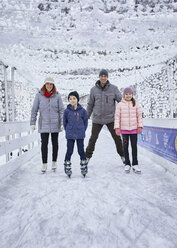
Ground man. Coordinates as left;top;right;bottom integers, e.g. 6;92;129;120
86;69;125;164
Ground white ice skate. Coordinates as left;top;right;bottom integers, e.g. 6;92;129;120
132;165;141;173
52;161;57;171
41;163;47;173
124;165;131;173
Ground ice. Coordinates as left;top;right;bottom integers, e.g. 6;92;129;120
0;124;177;248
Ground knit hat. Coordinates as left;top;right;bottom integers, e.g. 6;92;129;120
68;91;79;102
123;87;133;95
44;77;54;84
99;69;108;78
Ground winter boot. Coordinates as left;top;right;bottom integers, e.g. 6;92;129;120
124;165;131;173
64;161;72;177
41;163;47;173
52;161;57;171
80;160;88;177
132;165;141;174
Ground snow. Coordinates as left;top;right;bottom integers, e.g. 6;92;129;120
0;123;177;248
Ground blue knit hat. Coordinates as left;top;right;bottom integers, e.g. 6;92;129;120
68;91;79;102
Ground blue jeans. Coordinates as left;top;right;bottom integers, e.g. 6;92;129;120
65;139;86;161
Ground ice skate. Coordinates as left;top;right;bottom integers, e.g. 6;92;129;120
80;160;88;177
132;165;141;174
64;161;72;178
41;163;47;173
124;165;131;173
52;161;57;171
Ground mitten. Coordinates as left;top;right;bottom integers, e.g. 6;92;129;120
30;125;36;131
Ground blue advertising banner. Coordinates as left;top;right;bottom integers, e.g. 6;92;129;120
138;126;177;164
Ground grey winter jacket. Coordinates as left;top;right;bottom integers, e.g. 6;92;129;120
87;80;122;124
30;91;64;133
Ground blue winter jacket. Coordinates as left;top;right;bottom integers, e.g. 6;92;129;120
63;104;88;140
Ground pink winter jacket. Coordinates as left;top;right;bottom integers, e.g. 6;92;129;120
114;99;143;131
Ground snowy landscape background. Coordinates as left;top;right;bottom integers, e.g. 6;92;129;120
0;1;177;248
0;0;177;121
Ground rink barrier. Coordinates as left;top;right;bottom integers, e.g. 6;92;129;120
0;121;40;181
138;119;177;165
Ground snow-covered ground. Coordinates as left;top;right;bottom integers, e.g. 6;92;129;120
0;123;177;248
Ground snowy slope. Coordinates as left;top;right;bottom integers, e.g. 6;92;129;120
0;124;177;248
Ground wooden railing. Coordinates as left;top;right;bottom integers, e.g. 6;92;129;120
0;121;40;162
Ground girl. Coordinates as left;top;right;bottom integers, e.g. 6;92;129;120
114;87;143;173
30;77;64;173
63;91;88;177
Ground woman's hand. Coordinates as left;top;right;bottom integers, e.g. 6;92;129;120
30;125;36;131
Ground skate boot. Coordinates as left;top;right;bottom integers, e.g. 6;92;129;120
52;161;57;171
132;165;141;174
80;160;88;177
41;163;47;173
124;165;131;173
64;161;72;177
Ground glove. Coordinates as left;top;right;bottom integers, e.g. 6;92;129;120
60;125;64;131
115;128;121;136
138;127;142;134
30;125;36;131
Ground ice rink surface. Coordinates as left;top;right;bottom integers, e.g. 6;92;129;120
0;125;177;248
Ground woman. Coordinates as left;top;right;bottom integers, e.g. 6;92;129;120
30;77;64;173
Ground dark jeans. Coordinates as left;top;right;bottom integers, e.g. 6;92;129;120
122;134;138;166
65;139;86;161
41;133;59;163
86;122;124;159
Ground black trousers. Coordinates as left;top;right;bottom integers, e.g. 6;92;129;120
65;139;86;161
86;122;124;159
122;134;138;166
40;133;59;163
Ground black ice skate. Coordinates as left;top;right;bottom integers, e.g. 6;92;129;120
80;160;88;177
64;161;72;178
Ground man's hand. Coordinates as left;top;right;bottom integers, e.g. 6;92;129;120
115;128;121;136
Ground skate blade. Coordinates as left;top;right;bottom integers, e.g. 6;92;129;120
52;168;56;171
125;170;130;173
41;170;46;174
81;172;87;177
132;169;141;174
